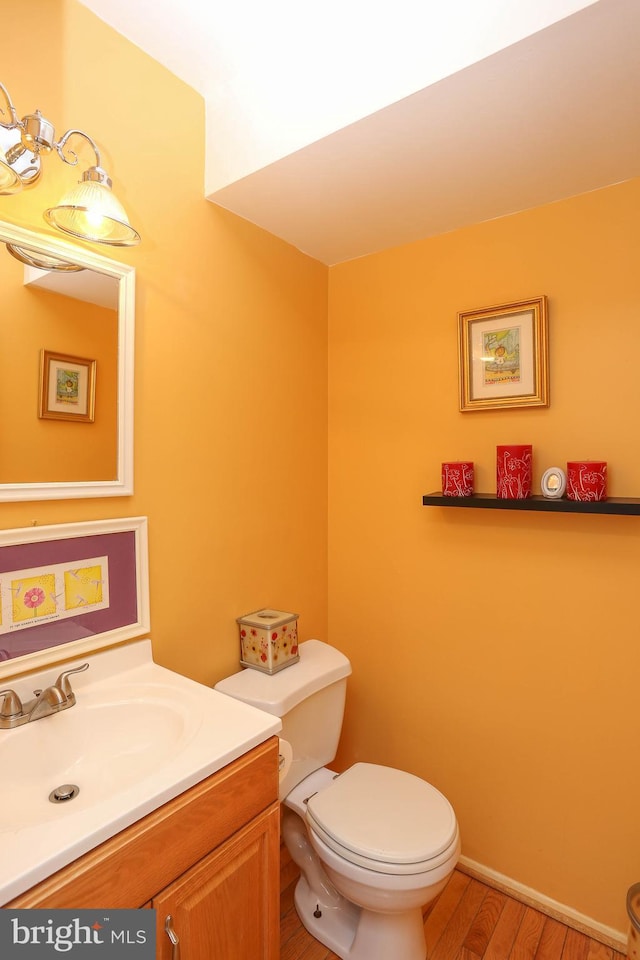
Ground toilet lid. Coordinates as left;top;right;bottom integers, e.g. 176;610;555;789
306;763;458;873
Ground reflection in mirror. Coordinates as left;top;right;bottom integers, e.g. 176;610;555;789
0;221;134;501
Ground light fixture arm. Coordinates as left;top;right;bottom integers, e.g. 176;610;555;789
0;81;20;130
54;128;102;170
0;83;101;170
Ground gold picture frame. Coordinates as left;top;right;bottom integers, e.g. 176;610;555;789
39;350;96;423
458;296;549;412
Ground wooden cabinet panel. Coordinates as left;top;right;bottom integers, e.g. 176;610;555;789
154;805;280;960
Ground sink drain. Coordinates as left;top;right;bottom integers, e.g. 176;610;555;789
49;784;80;803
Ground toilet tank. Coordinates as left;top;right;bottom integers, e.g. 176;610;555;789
214;640;352;798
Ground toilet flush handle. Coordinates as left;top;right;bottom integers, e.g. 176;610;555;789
164;915;181;960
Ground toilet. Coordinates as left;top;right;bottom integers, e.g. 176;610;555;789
215;639;460;960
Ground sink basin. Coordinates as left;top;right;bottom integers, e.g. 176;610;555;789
1;639;281;905
0;685;197;831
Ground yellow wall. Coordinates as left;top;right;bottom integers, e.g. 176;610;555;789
328;178;640;933
0;1;328;685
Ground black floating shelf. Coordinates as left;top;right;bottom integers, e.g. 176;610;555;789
422;492;640;516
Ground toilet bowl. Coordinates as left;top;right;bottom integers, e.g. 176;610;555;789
215;639;460;960
283;764;460;960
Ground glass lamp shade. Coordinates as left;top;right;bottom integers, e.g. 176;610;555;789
0;148;22;195
6;243;84;272
44;178;140;246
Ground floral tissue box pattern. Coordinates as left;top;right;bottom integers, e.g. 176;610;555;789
237;608;299;674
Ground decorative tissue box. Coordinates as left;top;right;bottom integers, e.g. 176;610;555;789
237;608;299;674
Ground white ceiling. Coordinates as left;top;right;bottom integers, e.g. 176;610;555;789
79;0;640;264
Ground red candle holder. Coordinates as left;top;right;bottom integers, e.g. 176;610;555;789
566;461;607;501
441;461;474;497
496;445;532;499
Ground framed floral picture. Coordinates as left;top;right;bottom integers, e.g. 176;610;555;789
0;516;150;678
39;349;96;422
458;297;549;412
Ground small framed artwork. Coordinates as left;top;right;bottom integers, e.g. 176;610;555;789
0;516;150;678
458;296;549;412
39;349;96;422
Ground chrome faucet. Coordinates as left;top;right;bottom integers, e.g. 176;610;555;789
0;662;89;729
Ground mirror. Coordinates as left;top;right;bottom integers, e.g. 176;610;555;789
0;220;134;501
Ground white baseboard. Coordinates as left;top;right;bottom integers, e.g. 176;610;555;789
457;856;627;953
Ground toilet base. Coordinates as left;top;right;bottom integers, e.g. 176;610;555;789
294;874;360;959
294;874;427;960
283;805;360;957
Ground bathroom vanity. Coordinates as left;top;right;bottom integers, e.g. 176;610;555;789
0;518;282;957
7;738;280;959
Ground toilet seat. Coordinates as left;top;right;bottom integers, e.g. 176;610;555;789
305;762;459;876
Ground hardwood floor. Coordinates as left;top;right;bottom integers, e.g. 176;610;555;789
280;859;626;960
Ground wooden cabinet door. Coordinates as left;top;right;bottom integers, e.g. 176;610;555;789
153;804;279;960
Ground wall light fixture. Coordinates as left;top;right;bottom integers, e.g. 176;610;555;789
0;81;140;249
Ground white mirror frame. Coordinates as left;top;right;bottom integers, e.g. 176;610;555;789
0;220;134;501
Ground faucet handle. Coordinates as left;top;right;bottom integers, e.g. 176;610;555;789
0;689;23;719
54;662;90;702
